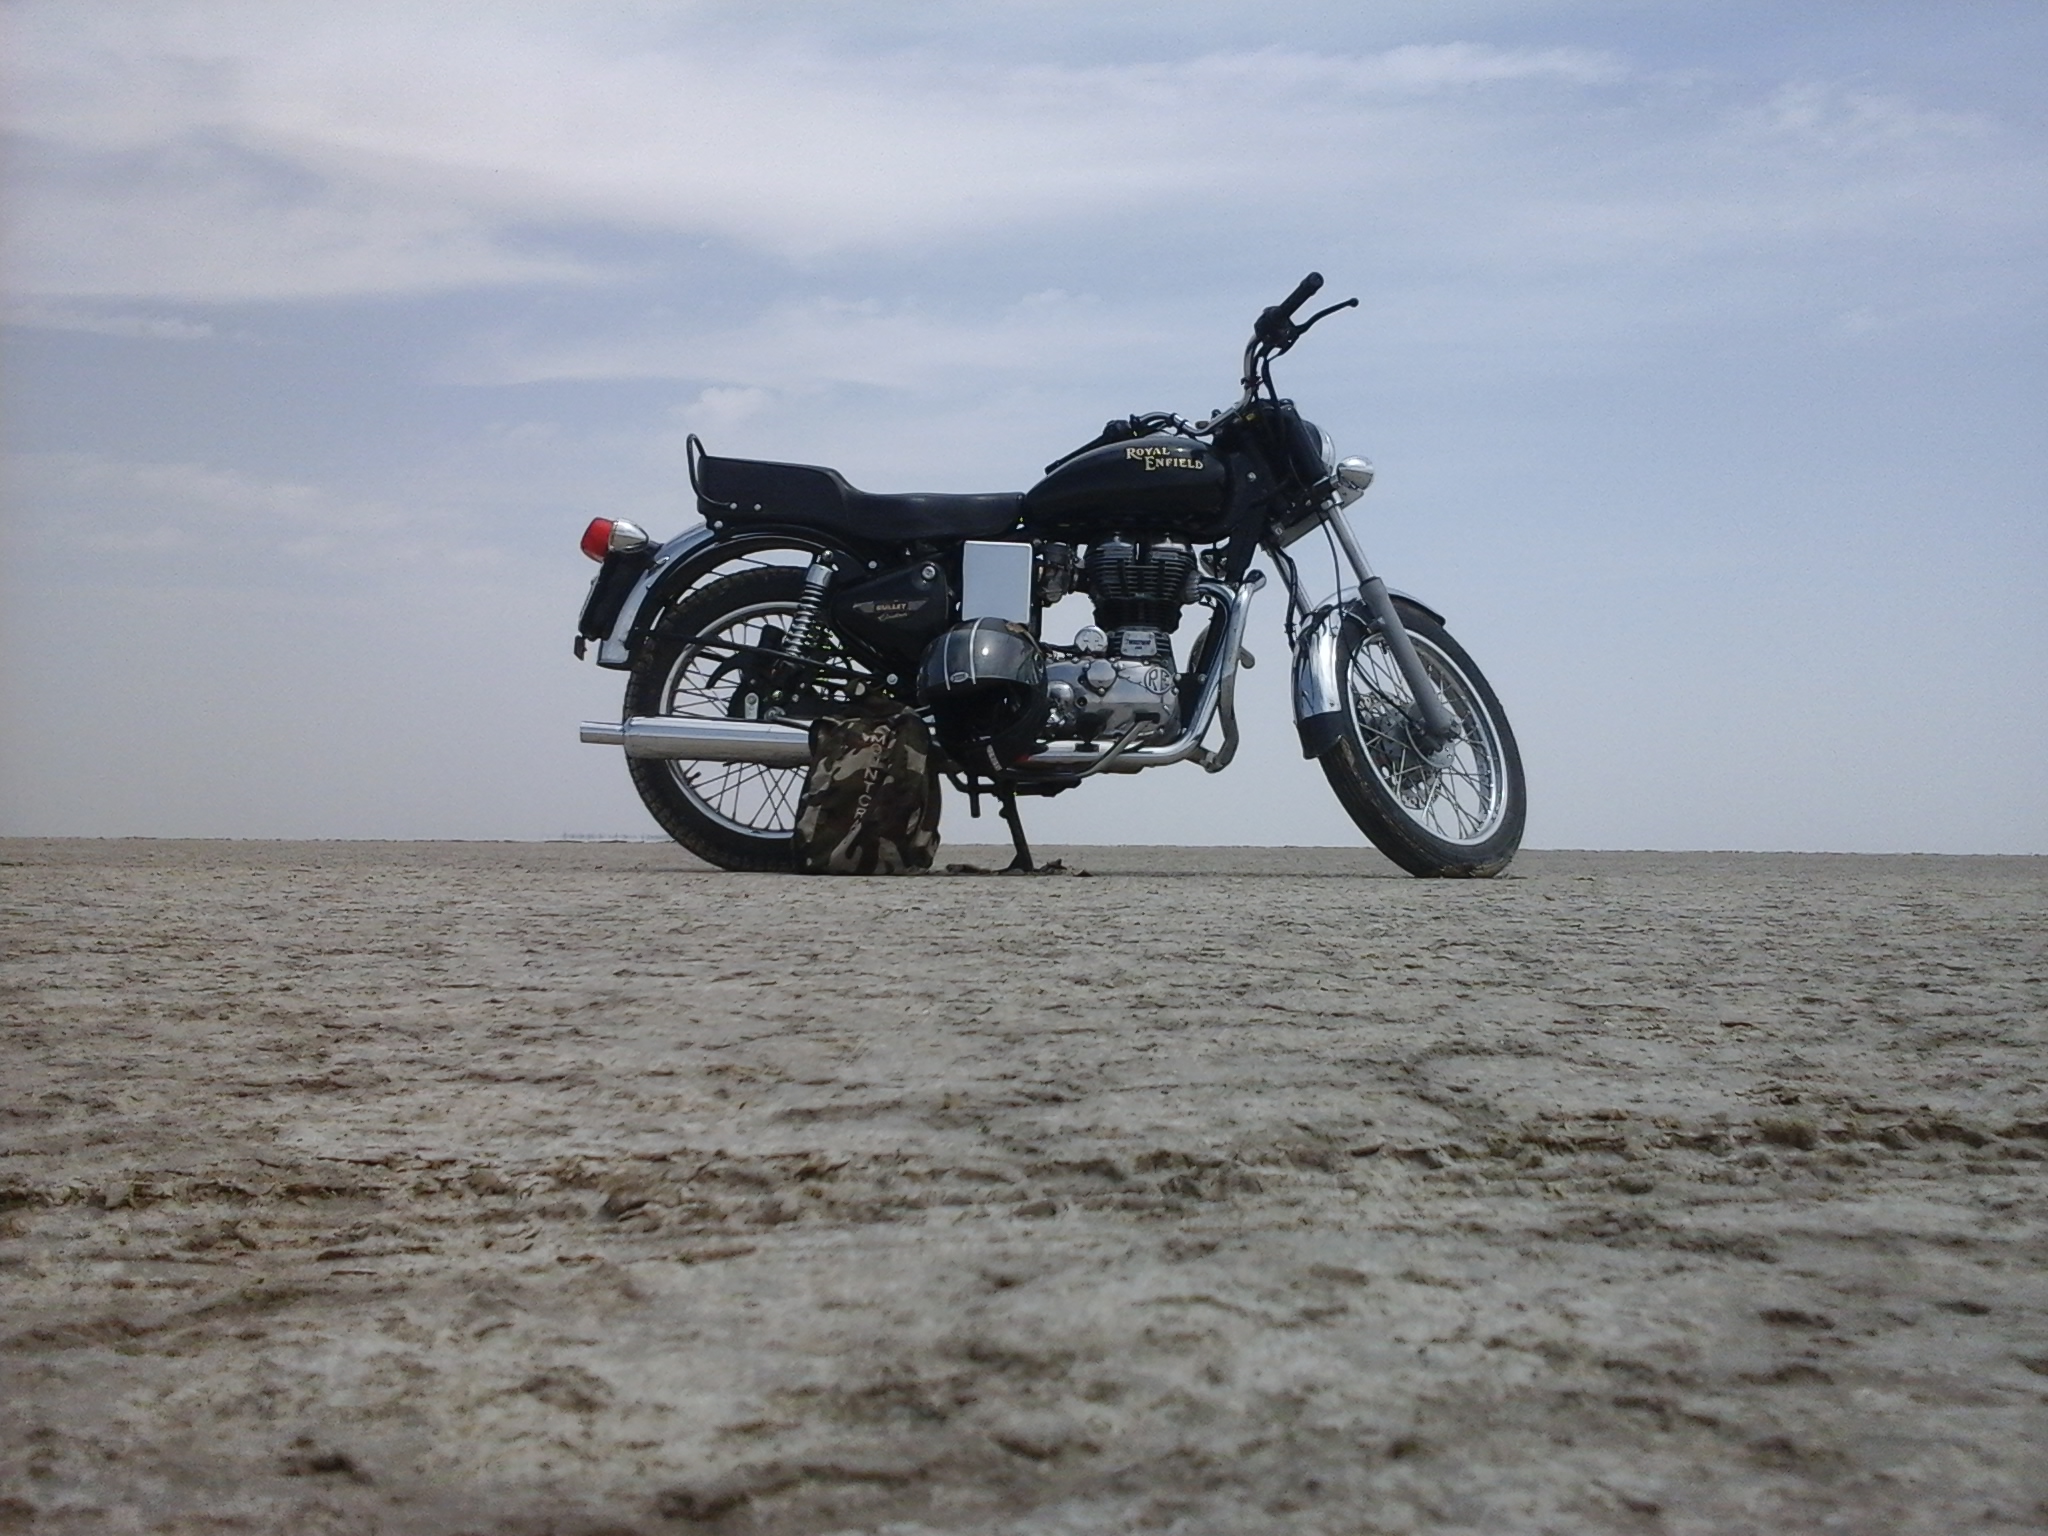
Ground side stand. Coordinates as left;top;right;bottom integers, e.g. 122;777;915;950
995;784;1036;873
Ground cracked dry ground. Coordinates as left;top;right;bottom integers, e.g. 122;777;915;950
1;840;2045;1535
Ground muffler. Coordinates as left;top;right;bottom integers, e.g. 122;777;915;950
580;716;812;766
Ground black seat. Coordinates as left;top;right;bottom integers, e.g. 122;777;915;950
693;449;1023;544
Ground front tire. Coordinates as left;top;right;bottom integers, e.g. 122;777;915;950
1319;600;1525;877
624;566;872;872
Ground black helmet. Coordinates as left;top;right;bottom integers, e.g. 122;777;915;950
917;619;1049;769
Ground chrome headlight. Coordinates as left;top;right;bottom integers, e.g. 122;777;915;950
1332;455;1374;505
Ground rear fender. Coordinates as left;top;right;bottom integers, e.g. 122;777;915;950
1290;589;1447;758
592;523;839;668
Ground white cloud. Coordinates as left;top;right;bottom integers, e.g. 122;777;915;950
4;302;215;339
1207;40;1622;92
2;140;602;300
453;288;1193;391
5;452;503;579
1735;81;1991;157
14;3;2024;309
672;386;773;438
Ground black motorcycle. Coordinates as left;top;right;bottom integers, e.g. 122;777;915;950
574;274;1525;876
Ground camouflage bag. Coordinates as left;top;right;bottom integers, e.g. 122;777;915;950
792;696;943;875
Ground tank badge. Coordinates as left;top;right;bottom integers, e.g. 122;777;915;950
1125;445;1204;471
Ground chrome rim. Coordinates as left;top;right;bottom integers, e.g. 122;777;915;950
1344;628;1509;846
655;598;828;840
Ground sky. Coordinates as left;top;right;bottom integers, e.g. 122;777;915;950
2;0;2043;852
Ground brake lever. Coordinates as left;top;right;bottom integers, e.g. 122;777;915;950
1247;297;1356;368
1295;298;1359;337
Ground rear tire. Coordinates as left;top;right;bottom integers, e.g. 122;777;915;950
1319;600;1525;877
624;566;871;872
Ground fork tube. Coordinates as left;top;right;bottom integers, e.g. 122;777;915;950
1323;508;1459;742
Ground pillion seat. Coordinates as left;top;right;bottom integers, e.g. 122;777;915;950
691;445;1023;544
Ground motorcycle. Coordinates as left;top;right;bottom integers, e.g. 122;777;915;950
573;273;1526;876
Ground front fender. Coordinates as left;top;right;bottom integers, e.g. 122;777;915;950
593;523;838;668
1290;589;1447;758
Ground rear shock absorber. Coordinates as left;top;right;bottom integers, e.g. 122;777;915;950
781;554;839;660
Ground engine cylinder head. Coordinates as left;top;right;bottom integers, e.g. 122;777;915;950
1084;537;1197;633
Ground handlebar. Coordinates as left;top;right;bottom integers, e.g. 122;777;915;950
1235;271;1354;402
1254;271;1324;344
1277;271;1325;319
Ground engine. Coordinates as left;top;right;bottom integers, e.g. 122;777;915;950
916;534;1205;771
1043;536;1199;744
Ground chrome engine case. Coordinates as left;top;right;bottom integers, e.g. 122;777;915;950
1037;535;1202;745
1044;647;1181;743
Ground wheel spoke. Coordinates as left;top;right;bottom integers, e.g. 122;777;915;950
1345;628;1508;847
643;594;868;841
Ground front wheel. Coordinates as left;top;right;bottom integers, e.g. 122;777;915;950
1319;600;1525;877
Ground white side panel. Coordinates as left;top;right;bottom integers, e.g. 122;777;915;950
960;541;1035;624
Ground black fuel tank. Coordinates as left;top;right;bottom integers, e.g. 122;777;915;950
1020;434;1231;541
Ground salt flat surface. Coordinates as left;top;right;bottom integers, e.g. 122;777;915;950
2;841;2045;1534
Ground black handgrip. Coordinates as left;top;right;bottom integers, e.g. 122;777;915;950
1254;271;1325;343
1277;271;1324;318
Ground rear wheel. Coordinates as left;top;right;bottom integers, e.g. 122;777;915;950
624;566;872;872
1319;600;1525;877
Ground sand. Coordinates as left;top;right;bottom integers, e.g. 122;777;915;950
2;838;2045;1534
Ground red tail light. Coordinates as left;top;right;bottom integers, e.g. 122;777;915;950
580;518;615;562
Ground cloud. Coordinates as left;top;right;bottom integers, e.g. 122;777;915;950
1212;40;1622;91
18;3;2021;309
452;288;1194;390
7;5;2038;419
2;138;603;300
4;301;215;339
671;386;773;438
4;452;504;581
1735;80;1991;157
11;5;1194;291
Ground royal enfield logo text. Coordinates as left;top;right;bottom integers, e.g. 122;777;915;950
1126;445;1203;472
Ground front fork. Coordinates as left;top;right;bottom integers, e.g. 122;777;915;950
1290;507;1459;757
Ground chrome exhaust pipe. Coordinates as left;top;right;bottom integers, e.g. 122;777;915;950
1018;573;1262;774
582;573;1263;775
580;715;812;766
